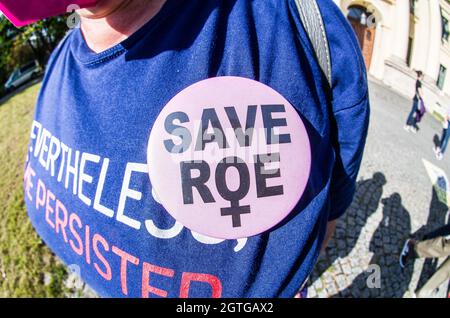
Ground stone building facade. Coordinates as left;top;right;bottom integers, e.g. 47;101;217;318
333;0;450;119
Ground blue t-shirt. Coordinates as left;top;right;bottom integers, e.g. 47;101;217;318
24;0;369;298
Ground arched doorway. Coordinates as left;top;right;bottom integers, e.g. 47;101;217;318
347;5;376;69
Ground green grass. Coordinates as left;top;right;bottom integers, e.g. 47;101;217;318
0;83;68;297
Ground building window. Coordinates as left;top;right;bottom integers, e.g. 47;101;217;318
406;37;413;67
437;65;447;90
410;0;416;15
442;16;450;41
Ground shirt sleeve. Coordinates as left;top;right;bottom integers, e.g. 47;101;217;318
317;0;371;220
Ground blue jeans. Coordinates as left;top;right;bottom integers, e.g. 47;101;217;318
406;99;419;127
440;127;449;154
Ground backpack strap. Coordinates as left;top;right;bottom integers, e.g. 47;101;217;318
294;0;332;87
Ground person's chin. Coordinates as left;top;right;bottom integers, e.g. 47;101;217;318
77;0;128;19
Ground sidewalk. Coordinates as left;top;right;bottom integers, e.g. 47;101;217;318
308;80;450;298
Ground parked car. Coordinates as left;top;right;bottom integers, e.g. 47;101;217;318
4;60;42;93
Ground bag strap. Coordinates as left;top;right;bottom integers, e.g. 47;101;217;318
295;0;332;87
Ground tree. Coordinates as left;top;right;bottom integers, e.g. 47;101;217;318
0;14;69;96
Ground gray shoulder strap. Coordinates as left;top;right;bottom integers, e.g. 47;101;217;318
295;0;332;87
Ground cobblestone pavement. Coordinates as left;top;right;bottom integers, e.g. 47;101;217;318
308;79;450;298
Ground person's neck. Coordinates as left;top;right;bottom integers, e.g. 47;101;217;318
80;0;167;53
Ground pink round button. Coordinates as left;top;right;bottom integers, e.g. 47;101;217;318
147;76;311;239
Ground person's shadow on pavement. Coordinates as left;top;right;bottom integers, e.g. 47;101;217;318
310;172;387;283
336;193;414;297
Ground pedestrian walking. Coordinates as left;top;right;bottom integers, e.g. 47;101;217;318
400;235;450;297
405;70;425;133
434;107;450;160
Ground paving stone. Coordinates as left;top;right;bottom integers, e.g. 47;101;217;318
335;275;348;290
337;240;346;249
361;288;371;298
317;288;328;299
326;282;338;295
307;287;317;298
314;278;323;290
341;262;352;275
